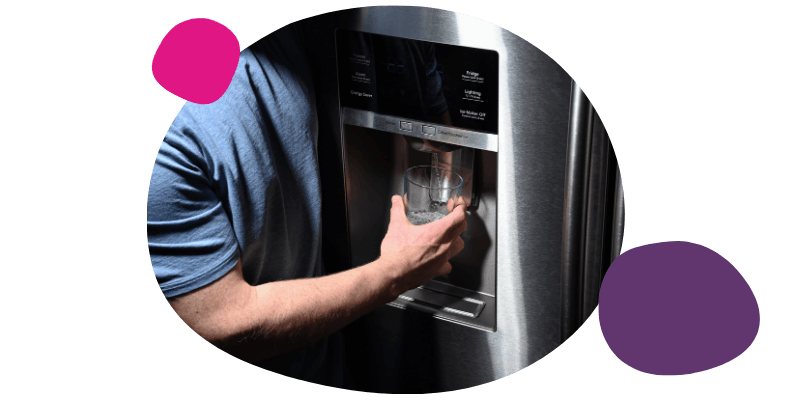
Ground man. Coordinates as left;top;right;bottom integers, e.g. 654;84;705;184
147;24;466;387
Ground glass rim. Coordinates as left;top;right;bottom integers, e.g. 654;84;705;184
404;165;464;190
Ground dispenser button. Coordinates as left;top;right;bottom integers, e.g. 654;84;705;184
400;121;412;131
422;125;435;136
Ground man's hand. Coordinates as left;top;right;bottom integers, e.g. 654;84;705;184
376;195;467;300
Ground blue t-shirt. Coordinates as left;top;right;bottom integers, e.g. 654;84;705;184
147;25;344;387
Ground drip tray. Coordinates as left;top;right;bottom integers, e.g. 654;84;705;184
387;279;496;331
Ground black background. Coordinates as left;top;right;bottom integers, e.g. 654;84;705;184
145;4;764;397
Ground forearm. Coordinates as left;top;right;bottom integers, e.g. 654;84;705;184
169;195;466;364
184;259;397;363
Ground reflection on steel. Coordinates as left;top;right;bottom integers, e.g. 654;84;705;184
611;169;625;262
562;83;592;342
581;96;611;323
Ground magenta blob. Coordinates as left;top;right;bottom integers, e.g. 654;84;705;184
152;18;240;104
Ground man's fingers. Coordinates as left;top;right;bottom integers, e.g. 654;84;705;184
433;202;467;240
437;261;453;277
452;236;465;258
446;196;467;212
389;195;409;226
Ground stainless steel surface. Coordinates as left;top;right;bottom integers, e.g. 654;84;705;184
561;85;623;339
581;99;611;322
305;6;622;393
561;83;591;342
342;108;499;152
611;170;625;261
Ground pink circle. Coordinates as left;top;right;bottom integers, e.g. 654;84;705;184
152;18;240;104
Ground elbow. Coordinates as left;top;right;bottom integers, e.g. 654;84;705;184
187;313;259;349
179;316;241;348
191;318;283;363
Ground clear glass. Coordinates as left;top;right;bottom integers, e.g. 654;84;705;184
403;165;463;226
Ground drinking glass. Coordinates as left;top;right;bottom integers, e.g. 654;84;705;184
403;165;463;226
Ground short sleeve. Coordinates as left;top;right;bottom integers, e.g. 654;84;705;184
147;126;240;298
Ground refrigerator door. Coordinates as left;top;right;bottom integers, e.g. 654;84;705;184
307;6;623;393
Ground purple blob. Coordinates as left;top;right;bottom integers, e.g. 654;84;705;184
600;241;759;375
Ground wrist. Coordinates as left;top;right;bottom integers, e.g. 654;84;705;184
365;256;404;303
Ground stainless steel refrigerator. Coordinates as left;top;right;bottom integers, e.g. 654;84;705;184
303;6;624;393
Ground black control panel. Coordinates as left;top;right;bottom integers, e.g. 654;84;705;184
336;29;499;134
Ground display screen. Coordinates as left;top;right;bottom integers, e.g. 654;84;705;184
336;29;499;134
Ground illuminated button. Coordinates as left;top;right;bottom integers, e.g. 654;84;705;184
400;121;412;131
422;125;436;136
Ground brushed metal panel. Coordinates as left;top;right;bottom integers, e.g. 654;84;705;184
493;22;573;378
342;107;499;152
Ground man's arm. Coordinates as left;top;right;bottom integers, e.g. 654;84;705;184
168;195;466;362
169;255;391;362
